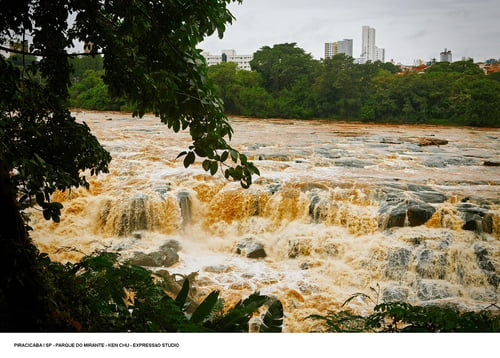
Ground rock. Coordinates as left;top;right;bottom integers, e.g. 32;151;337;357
415;249;447;280
412;191;448;204
401;137;449;146
458;203;493;233
416;280;454;301
378;194;436;229
379;200;407;229
406;199;436;227
257;153;292;161
474;244;500;288
128;240;181;267
203;264;233;273
382;286;409;302
483;161;500;166
385;248;412;280
334;158;374;168
287;237;312;258
300;262;310;270
235;237;267;258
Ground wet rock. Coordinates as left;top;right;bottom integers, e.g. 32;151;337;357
416;280;454;301
378;194;436;229
257;153;292;161
400;137;449;146
416;249;447;280
406;199;436;227
379;200;407;229
423;157;477;168
128;240;181;267
334;158;375;168
385;248;412;280
474;244;500;288
382;286;409;302
458;203;494;233
236;237;267;258
300;262;310;270
203;264;233;273
288;237;312;258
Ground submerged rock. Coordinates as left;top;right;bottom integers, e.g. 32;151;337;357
128;240;181;267
458;203;494;233
378;190;437;229
385;248;412;280
235;237;267;258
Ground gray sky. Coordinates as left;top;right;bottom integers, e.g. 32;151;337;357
200;0;500;64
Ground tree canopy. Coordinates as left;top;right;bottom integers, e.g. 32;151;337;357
0;0;260;331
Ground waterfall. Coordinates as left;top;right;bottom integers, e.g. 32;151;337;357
177;190;192;228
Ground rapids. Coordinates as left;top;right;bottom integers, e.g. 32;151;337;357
31;111;500;332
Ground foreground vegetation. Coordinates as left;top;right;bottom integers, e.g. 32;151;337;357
310;293;500;332
16;249;283;332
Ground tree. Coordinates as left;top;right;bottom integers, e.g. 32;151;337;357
0;0;259;331
250;43;317;93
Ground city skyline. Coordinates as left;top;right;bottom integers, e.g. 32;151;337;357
200;0;500;65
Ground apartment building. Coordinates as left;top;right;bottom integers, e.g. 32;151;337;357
324;39;353;59
202;49;253;70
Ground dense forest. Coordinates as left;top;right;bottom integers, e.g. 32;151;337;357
30;42;500;127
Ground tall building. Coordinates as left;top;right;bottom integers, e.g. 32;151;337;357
375;47;385;62
202;50;253;70
324;39;353;59
361;25;376;62
440;48;452;62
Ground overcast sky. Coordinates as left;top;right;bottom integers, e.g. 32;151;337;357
200;0;500;65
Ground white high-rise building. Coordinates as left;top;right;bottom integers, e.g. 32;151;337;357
361;25;376;62
324;39;353;59
202;49;253;70
375;46;385;62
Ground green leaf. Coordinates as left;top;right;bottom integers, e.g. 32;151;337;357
176;151;187;159
183;151;195;168
202;159;211;172
190;290;219;324
175;278;190;309
260;299;283;332
210;160;218;175
220;150;229;162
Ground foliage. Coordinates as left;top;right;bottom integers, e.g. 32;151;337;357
0;0;260;332
309;293;500;333
69;69;126;110
35;251;283;332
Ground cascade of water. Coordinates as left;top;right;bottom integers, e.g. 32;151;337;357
29;112;500;332
177;190;192;228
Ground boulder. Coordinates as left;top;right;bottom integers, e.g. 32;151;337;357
406;199;436;227
400;137;449;146
235;237;267;258
474;244;500;288
128;240;181;267
415;249;447;280
378;194;436;229
334;158;374;168
382;286;409;303
416;280;454;301
458;203;494;233
385;248;412;280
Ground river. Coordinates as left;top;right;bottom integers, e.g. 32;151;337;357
30;111;500;332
